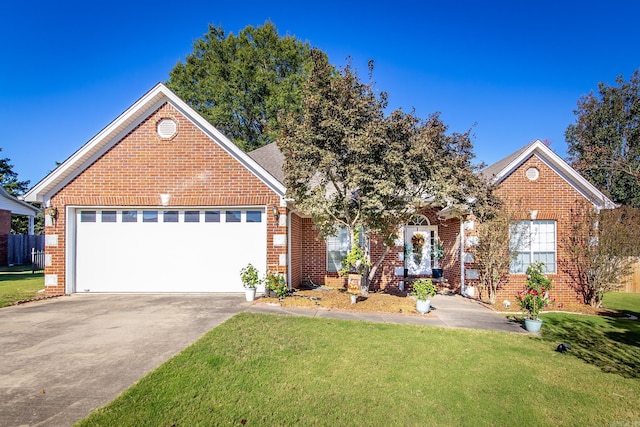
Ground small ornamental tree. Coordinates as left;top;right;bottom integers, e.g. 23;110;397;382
280;49;491;295
561;201;640;307
470;199;520;305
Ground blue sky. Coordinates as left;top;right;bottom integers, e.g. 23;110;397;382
1;0;638;188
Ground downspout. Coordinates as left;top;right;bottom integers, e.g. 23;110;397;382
286;207;298;290
460;216;465;295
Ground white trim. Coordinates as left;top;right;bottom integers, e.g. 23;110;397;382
66;206;77;294
491;140;615;210
24;83;286;203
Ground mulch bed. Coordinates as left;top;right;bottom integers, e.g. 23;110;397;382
255;288;433;316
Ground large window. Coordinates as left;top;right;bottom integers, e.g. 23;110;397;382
327;227;350;273
510;220;556;274
326;227;367;273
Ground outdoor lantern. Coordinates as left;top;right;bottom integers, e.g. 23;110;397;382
272;205;280;221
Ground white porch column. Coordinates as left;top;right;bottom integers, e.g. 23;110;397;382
28;215;34;235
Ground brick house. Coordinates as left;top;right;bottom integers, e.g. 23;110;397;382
24;84;613;304
0;186;40;266
469;140;615;304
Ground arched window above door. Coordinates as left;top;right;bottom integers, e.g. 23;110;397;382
408;215;430;226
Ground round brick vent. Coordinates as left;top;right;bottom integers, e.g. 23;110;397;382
526;167;539;181
157;118;177;139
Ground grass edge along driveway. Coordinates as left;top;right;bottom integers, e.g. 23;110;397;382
77;303;640;426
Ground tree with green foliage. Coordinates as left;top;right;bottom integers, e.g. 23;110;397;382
566;70;640;208
0;148;29;197
279;49;491;295
0;148;41;234
166;21;313;152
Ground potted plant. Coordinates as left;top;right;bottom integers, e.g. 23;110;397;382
411;278;437;314
431;237;444;278
516;261;553;333
240;263;261;302
265;271;288;299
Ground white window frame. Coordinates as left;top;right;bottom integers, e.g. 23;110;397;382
510;220;557;274
326;227;367;273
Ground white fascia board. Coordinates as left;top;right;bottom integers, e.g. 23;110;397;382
492;140;615;210
0;187;40;215
24;83;286;202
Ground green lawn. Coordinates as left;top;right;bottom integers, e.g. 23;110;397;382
78;300;640;426
0;267;44;307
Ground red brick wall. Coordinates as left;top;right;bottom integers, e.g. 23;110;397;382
289;212;303;288
298;208;462;292
0;209;11;266
44;102;284;295
300;218;326;286
488;154;589;304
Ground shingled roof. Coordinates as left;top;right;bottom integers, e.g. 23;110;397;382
248;142;285;184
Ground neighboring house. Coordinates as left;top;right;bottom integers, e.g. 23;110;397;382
24;84;614;305
0;187;40;266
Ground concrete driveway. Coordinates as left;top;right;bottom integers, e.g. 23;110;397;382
0;293;249;427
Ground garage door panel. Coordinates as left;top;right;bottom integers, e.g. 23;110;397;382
75;208;267;293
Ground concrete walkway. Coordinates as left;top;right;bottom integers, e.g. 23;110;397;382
0;292;523;427
248;293;526;333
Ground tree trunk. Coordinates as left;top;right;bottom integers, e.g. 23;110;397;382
362;245;391;297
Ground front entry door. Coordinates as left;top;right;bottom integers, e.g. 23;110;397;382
405;226;438;275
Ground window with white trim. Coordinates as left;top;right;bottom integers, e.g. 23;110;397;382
326;227;367;273
510;220;556;274
327;227;350;273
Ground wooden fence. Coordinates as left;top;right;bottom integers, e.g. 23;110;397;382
619;258;640;293
7;234;45;266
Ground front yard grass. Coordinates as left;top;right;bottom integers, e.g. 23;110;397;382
0;267;44;308
78;311;640;426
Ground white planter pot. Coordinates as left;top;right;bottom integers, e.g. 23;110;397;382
416;299;431;314
465;286;475;298
245;287;256;302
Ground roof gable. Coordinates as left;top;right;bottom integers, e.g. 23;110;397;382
0;187;40;216
482;140;616;210
24;83;285;203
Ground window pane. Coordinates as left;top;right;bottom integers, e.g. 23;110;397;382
143;211;158;223
510;221;530;251
246;210;262;223
226;210;241;223
80;211;96;223
164;211;179;223
204;211;220;223
101;211;117;223
184;211;200;223
510;252;530;274
122;211;138;223
327;227;350;272
533;252;556;273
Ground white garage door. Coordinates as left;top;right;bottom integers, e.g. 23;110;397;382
75;208;267;293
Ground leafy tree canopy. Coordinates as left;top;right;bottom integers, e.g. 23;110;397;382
166;21;314;152
279;49;491;291
566;70;640;208
0;148;29;197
